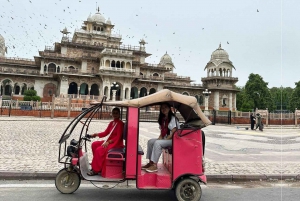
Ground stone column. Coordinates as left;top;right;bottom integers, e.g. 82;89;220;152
107;86;111;100
77;87;80;98
98;88;101;100
40;60;45;74
214;91;219;110
229;93;232;110
123;89;126;100
88;87;91;97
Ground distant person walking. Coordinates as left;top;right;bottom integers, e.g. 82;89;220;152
255;113;263;131
250;113;256;130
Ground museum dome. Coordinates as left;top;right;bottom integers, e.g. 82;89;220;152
211;44;229;61
90;11;106;23
160;52;173;64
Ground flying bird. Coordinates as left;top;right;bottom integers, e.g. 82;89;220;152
257;9;259;12
227;41;229;44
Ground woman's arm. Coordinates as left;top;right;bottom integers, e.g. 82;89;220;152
165;127;177;140
165;116;179;140
92;121;112;138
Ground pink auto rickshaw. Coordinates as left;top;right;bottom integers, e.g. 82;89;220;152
55;89;211;201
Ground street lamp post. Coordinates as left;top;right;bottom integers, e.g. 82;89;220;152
202;89;211;115
111;82;119;101
8;92;13;117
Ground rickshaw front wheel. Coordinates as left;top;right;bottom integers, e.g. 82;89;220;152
175;178;202;201
55;168;81;194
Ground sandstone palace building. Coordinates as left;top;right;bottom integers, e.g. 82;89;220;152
0;9;238;111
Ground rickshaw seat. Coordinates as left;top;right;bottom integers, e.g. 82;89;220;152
107;148;124;158
107;122;128;158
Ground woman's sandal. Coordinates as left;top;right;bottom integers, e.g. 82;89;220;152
87;170;98;176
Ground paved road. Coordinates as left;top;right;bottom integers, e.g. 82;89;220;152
0;116;299;178
0;180;299;201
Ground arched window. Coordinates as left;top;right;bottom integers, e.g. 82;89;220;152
48;63;56;73
111;60;116;67
116;61;121;68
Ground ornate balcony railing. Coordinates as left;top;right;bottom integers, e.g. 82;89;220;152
99;66;135;73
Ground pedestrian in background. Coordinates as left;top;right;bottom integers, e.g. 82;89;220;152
250;113;256;130
255;113;263;131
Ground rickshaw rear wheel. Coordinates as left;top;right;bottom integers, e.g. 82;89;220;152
55;168;81;194
175;178;202;201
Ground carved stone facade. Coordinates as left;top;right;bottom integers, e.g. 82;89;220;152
0;9;238;111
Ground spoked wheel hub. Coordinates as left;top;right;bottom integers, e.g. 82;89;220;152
55;168;81;194
175;178;202;201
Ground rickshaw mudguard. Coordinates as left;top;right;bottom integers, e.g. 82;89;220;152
198;174;207;184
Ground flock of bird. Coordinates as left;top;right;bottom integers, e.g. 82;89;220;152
0;0;259;65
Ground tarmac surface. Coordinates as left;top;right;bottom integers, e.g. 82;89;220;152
0;116;299;182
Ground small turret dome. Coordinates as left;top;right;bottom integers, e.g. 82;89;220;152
87;13;92;22
211;44;229;61
159;52;173;64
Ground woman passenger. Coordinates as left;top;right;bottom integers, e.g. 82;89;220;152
87;107;124;176
142;103;179;172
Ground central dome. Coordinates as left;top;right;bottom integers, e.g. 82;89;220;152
89;12;106;23
211;44;229;61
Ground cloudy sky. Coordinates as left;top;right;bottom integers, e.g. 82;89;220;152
0;0;298;88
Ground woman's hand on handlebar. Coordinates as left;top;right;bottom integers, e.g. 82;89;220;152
89;133;98;138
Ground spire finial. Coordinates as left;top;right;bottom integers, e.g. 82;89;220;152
219;43;221;49
97;6;100;12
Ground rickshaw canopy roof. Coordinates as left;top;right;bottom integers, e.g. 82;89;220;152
95;89;211;127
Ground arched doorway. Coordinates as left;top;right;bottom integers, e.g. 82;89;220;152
68;82;78;94
80;83;88;95
139;87;147;97
130;87;138;99
149;88;156;95
90;84;99;96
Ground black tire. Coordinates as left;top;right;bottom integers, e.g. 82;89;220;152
175;178;202;201
55;168;81;194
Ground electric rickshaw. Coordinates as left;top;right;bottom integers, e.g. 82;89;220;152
55;89;211;201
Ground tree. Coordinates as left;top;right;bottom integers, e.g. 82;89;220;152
270;86;293;112
290;81;300;111
244;73;274;111
23;90;41;101
235;86;254;112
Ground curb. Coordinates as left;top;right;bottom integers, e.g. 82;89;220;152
207;174;300;182
0;171;56;180
0;172;299;182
